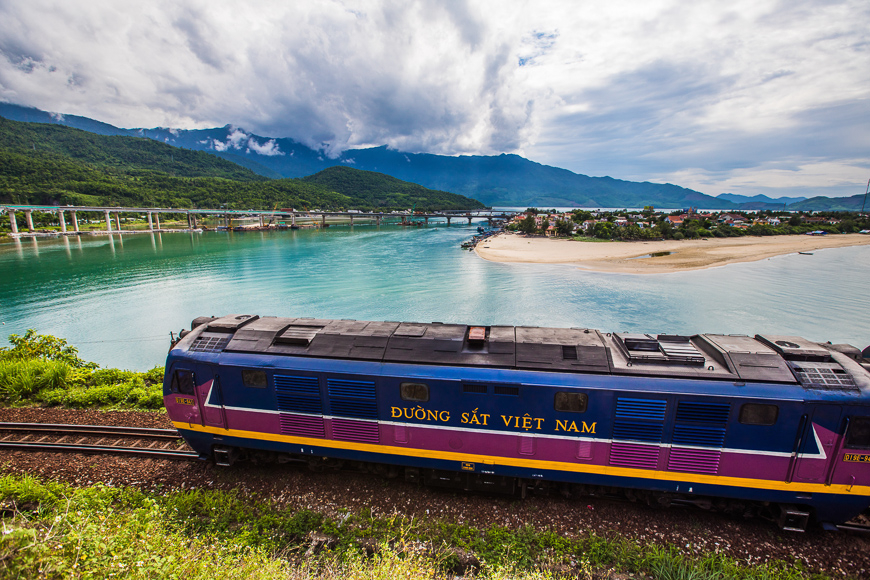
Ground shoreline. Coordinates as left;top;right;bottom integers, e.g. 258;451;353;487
474;233;870;274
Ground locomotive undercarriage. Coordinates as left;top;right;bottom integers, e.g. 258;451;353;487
209;444;814;531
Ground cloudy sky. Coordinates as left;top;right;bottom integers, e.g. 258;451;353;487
0;0;867;198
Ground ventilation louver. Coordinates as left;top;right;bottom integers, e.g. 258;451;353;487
610;398;667;469
274;375;322;415
189;334;231;353
328;378;378;419
789;362;857;391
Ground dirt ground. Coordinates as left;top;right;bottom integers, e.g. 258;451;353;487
1;407;868;577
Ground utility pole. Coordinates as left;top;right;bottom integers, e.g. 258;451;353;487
862;178;869;215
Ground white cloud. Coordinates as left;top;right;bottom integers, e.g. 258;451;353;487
246;137;283;156
0;0;866;197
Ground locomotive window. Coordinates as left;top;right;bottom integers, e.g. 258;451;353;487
400;382;429;402
845;417;870;449
172;370;195;395
555;392;588;413
739;403;778;425
242;370;268;388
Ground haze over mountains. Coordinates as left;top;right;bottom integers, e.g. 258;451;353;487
1;103;864;211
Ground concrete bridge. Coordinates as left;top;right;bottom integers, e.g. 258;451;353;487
1;204;518;236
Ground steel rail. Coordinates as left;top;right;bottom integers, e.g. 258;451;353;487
0;422;180;439
0;441;199;459
0;422;198;460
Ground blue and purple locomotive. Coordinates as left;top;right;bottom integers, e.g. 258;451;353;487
163;314;870;530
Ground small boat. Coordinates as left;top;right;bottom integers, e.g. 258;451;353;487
798;252;814;255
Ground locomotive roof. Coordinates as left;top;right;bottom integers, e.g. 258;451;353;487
175;314;870;390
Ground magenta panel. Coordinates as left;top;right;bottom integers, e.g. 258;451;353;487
717;452;788;480
203;405;792;486
668;448;721;475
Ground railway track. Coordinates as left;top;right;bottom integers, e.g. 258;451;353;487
0;422;199;460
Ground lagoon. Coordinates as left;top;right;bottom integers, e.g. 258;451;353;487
1;224;869;370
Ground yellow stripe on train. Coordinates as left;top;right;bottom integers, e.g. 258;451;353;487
174;422;870;497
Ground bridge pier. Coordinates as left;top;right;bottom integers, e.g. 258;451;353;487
321;214;326;228
7;209;17;234
147;212;154;230
425;216;429;225
104;210;112;232
155;213;161;230
258;215;264;227
70;210;79;232
58;209;67;233
291;213;297;227
467;215;472;224
114;213;121;232
25;210;34;232
376;215;381;226
446;217;451;225
350;214;354;226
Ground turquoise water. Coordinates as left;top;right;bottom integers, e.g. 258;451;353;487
1;224;869;370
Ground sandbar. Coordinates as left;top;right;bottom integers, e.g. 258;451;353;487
474;233;870;274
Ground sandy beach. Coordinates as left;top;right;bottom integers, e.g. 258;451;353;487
474;233;870;274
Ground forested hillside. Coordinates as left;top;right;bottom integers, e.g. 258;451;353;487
0;118;483;211
301;166;482;210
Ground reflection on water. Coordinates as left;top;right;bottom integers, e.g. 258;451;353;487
2;225;869;370
628;251;673;259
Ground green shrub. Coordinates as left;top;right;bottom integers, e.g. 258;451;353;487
1;331;167;410
0;359;72;403
0;329;96;369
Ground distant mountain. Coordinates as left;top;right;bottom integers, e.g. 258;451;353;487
0;117;483;211
717;193;808;208
0;102;862;211
788;194;869;212
0;103;735;209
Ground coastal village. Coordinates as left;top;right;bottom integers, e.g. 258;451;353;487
503;207;870;240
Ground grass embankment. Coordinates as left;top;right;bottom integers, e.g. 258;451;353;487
0;475;819;580
0;330;163;410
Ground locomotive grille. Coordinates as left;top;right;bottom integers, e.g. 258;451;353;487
279;414;325;438
327;378;378;419
609;442;659;470
789;363;857;391
675;402;730;424
274;375;323;415
611;398;666;468
672;425;727;447
667;448;721;474
332;418;379;443
189;335;231;353
612;422;664;442
669;401;729;474
615;398;667;421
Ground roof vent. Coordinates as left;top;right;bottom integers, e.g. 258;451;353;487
788;361;857;391
276;325;323;346
613;333;705;365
